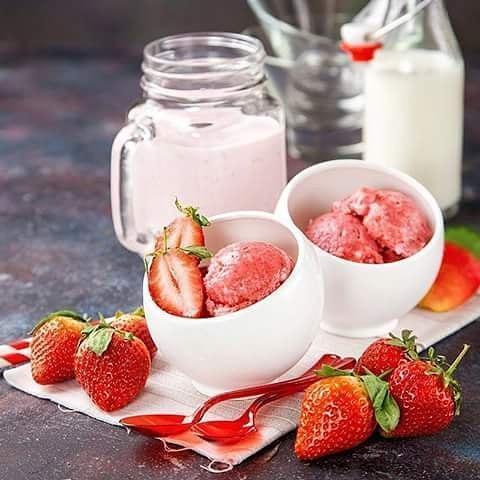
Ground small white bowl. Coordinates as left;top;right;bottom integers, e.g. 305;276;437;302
143;211;324;395
275;160;444;338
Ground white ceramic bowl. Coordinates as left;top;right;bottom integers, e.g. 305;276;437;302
275;160;444;338
143;211;324;395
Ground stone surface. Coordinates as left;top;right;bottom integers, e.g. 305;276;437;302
0;54;479;479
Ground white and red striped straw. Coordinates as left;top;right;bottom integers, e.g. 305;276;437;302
0;337;32;369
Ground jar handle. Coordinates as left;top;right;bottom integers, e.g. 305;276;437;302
110;116;156;256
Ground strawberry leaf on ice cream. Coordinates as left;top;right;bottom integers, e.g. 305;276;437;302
180;245;213;260
445;226;480;259
175;198;211;227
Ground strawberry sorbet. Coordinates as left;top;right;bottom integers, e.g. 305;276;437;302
333;188;432;258
305;212;383;264
204;241;294;316
307;187;432;263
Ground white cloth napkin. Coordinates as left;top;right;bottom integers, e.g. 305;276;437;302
4;299;479;467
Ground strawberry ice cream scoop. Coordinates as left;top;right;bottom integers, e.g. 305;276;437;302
305;212;383;264
204;241;294;316
333;188;432;258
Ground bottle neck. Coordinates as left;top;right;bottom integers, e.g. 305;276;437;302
140;33;266;103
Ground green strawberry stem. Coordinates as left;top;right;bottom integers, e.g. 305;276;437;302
175;197;211;227
180;245;213;260
131;306;145;316
82;320;133;356
387;329;419;360
426;343;470;415
115;306;145;318
445;344;470;380
143;229;168;272
162;227;168;254
315;365;353;377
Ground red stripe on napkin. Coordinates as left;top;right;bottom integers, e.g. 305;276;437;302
2;352;30;365
9;339;31;350
0;337;32;368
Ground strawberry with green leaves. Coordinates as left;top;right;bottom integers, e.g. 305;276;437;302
147;227;212;318
295;365;400;460
156;198;210;252
74;321;151;412
384;344;469;438
111;307;157;359
30;310;88;385
355;330;419;377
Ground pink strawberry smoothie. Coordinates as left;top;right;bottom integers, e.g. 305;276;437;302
111;108;286;254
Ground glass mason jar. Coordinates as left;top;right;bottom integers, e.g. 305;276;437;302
363;0;464;218
111;33;286;255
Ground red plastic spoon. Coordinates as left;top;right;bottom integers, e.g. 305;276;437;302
120;353;346;437
192;356;356;443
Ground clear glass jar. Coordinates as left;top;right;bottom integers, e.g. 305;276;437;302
111;33;286;255
363;0;464;218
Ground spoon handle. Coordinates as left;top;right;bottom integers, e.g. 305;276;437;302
192;357;356;441
250;355;357;415
192;355;355;423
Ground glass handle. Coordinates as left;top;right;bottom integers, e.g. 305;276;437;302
111;116;156;255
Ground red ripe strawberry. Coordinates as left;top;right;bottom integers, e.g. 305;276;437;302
148;228;211;318
384;344;469;438
110;307;157;359
74;322;151;412
163;216;205;251
155;198;209;251
295;366;399;460
419;242;480;312
30;310;88;384
355;329;419;377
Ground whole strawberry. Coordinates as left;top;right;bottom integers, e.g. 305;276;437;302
30;310;88;384
110;307;157;359
74;322;151;412
384;344;469;438
355;330;419;377
295;366;399;460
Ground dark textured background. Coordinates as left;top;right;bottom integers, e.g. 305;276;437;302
0;1;479;479
0;0;479;55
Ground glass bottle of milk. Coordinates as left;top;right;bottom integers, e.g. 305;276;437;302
363;0;464;218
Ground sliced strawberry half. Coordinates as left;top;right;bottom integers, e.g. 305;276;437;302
159;216;205;250
155;199;209;251
148;249;205;318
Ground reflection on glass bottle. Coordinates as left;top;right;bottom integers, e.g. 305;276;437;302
286;44;364;163
363;0;464;218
